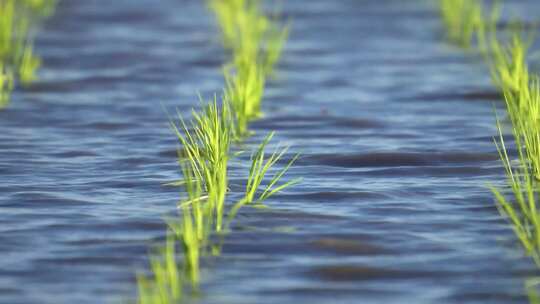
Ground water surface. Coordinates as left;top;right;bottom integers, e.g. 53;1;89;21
0;0;538;303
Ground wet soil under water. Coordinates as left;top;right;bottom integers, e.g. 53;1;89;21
1;0;539;303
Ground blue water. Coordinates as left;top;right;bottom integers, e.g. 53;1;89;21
0;0;538;303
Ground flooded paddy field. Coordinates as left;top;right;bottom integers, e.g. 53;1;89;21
1;0;539;303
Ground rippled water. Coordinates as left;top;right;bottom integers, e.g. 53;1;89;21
1;0;540;303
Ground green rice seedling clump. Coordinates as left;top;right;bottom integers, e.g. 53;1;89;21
438;0;540;298
136;141;212;303
223;62;265;137
136;1;295;301
19;43;41;86
0;0;58;108
207;0;289;137
0;64;14;107
488;31;531;96
22;0;58;17
171;97;233;233
486;25;540;180
439;0;483;48
136;232;184;304
209;0;288;75
491;115;540;266
227;131;300;226
501;75;540;181
137;99;300;303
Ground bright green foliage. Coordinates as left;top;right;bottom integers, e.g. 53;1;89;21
439;0;540;298
491;117;540;266
22;0;58;17
0;0;35;65
137;1;296;302
0;0;58;108
241;132;300;205
210;0;287;75
172;97;233;233
224;63;265;137
176;154;212;244
488;33;531;96
137;102;300;304
439;0;483;48
208;0;289;137
0;64;14;108
501;75;540;181
527;278;540;304
438;0;502;52
136;155;209;303
476;2;501;56
207;0;247;49
19;43;41;86
264;24;289;75
486;26;540;179
208;0;266;52
228;132;300;226
136;233;183;304
168;208;201;289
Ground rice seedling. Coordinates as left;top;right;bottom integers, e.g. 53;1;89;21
491;115;540;266
207;0;245;49
0;0;17;60
0;0;58;108
18;43;41;86
476;2;500;57
167;208;202;290
207;0;290;139
241;132;300;205
223;62;265;137
171;97;233;233
136;232;184;304
175;152;212;243
136;156;209;303
488;31;532;97
208;0;266;51
208;0;288;70
438;0;540;300
0;1;39;66
263;23;289;76
229;4;267;65
136;1;296;301
0;64;14;108
22;0;58;17
227;132;301;226
502;75;540;181
439;0;483;49
527;278;540;304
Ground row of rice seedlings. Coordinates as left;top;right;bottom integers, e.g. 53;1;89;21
487;19;540;304
136;99;298;303
491;69;540;260
439;0;540;178
491;113;540;266
492;81;540;301
438;0;533;96
0;0;57;108
135;2;295;302
209;0;289;137
439;0;540;299
209;0;287;71
438;0;540;249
